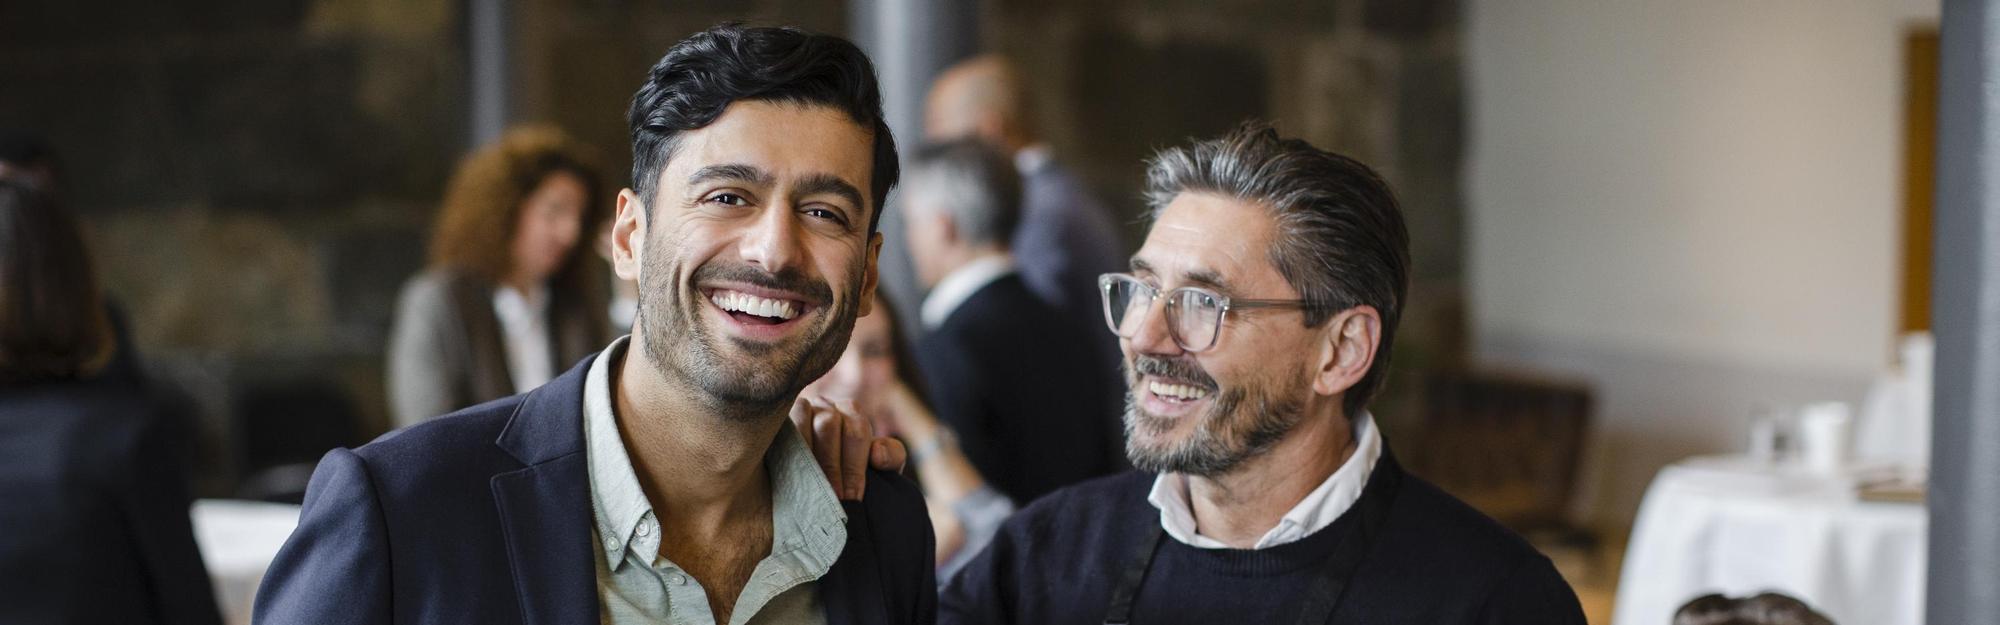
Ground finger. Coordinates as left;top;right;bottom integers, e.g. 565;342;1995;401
835;398;875;436
870;437;908;473
810;407;843;496
838;402;869;500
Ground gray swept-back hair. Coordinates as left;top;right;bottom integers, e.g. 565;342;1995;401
903;138;1023;248
1142;122;1411;417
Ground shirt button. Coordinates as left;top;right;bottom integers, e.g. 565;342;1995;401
637;522;652;537
667;573;687;586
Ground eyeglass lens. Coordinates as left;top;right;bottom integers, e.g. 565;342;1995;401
1101;276;1225;351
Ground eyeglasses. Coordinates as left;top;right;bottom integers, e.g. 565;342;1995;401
1097;273;1322;353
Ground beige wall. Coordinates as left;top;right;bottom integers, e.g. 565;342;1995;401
1466;0;1938;527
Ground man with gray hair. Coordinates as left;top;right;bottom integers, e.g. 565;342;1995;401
902;139;1123;509
940;124;1584;624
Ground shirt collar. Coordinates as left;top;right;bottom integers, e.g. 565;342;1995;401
583;336;848;571
919;254;1016;329
492;283;549;321
1147;411;1383;550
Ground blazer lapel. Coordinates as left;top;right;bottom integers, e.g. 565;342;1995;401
489;359;599;625
819;500;891;625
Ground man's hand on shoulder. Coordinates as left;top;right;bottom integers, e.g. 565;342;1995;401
791;396;907;501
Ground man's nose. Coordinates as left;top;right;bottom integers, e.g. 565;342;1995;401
740;204;801;272
1127;296;1183;357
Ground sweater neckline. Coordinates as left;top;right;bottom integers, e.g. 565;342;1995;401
1153;506;1357;578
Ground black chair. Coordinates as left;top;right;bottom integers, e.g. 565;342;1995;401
1406;369;1595;550
232;381;361;504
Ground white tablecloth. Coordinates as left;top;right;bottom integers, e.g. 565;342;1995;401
192;499;301;625
1612;456;1926;625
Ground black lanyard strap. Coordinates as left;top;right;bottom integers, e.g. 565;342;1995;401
1101;455;1404;625
1100;520;1165;625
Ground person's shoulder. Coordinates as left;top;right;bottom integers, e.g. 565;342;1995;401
395;266;481;309
1381;472;1583;619
1382;470;1550;570
858;468;928;523
1005;470;1153;537
1;380;154;446
941;276;1064;336
345;393;525;487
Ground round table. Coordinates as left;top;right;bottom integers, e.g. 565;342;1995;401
1611;456;1926;625
192;499;301;625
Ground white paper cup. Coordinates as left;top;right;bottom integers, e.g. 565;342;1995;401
1799;402;1853;474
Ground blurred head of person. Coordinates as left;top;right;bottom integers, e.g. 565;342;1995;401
924;55;1036;153
1674;593;1836;625
0;180;113;383
900;139;1022;290
800;293;925;430
429;125;607;298
1112;122;1409;477
0;129;61;194
612;23;897;416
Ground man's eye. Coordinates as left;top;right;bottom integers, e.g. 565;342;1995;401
708;193;747;206
804;207;848;225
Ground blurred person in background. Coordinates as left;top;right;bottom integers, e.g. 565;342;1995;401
0;130;145;385
902;139;1123;505
0;128;62;193
1675;593;1836;625
925;55;1125;326
802;291;1015;581
386;125;610;428
0;180;223;625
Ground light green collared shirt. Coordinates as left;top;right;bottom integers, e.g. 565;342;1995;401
583;336;847;625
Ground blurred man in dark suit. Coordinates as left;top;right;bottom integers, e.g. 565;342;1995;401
902;139;1123;506
926;56;1125;363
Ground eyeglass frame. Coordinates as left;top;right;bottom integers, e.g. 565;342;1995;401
1097;272;1329;353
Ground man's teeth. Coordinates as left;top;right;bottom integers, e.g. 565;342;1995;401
710;291;799;320
1148;380;1210;401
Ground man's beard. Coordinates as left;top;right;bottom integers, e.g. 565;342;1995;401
1123;354;1306;477
634;244;863;418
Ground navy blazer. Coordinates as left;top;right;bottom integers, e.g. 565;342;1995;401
254;356;936;625
0;377;221;625
915;275;1124;505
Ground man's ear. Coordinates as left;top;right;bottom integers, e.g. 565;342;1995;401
858;231;883;317
1313;306;1382;398
611;188;647;281
935;211;963;247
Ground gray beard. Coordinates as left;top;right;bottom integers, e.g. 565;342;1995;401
1122;363;1307;477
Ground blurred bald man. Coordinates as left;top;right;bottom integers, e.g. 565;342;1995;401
925;55;1125;334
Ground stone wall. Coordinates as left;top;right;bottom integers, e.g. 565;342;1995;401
1;0;462;494
2;0;1461;494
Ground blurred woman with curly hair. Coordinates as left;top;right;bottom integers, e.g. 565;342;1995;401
387;126;610;427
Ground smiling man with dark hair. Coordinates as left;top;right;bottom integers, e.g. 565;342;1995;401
256;24;934;625
941;124;1585;624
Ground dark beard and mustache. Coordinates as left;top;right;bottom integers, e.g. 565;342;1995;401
1123;354;1307;477
634;240;864;418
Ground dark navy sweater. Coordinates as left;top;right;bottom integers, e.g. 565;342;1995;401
940;455;1586;624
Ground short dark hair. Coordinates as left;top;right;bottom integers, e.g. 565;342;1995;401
1143;122;1411;417
1674;593;1836;625
904;138;1022;248
628;23;899;233
0;180;112;382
